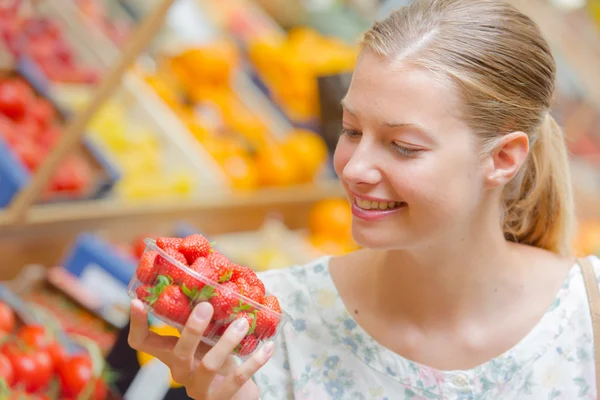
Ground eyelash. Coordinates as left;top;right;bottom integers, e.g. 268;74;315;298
340;128;421;158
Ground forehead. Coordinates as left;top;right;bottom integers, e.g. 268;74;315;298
343;51;469;137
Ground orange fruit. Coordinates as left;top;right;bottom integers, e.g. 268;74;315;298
254;145;300;187
281;129;328;183
309;198;352;239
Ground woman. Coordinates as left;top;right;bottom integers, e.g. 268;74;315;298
128;0;600;398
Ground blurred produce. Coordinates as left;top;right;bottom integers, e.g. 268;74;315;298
0;75;94;198
0;297;115;399
67;93;195;200
0;11;100;85
142;39;330;190
577;220;600;256
308;198;359;255
74;0;132;46
247;27;357;124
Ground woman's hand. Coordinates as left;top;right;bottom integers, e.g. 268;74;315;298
128;299;275;400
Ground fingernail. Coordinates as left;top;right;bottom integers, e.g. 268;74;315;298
194;303;212;321
261;342;275;358
232;317;248;333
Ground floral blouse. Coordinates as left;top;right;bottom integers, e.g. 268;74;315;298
253;255;600;399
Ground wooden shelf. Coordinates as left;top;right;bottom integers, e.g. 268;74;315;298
0;180;344;238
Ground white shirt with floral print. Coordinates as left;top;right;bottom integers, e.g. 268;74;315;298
253;255;600;400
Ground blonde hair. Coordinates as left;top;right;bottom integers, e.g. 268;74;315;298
362;0;575;256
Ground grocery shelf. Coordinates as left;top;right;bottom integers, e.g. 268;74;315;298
0;179;345;239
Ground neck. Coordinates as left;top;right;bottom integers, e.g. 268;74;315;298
370;220;522;328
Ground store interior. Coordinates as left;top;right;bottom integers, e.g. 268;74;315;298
0;0;599;398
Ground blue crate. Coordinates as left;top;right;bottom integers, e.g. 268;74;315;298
63;233;137;287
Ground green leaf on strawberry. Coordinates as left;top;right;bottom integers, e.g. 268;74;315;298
219;270;233;283
198;285;216;301
181;284;200;301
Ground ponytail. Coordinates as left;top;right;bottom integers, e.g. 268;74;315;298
502;114;575;256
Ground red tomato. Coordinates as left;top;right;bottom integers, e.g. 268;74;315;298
46;341;68;371
18;325;49;349
58;355;93;397
0;302;15;333
0;79;33;121
2;343;53;393
30;98;55;130
0;353;14;387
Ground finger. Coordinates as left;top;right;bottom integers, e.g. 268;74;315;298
190;318;249;394
128;300;179;363
170;302;214;384
212;341;275;400
128;299;151;349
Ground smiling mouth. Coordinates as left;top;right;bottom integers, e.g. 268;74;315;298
355;198;407;210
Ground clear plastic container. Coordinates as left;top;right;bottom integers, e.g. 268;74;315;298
127;238;291;358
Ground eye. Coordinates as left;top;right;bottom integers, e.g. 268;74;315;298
341;128;361;139
392;143;422;158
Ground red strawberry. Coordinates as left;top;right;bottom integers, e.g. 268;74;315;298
214;323;229;337
156;237;183;252
153;285;191;326
179;234;212;264
208;252;234;283
209;281;240;321
181;257;218;293
263;295;282;313
236;278;264;305
255;309;280;339
155;248;188;284
236;335;259;356
232;265;265;295
136;251;159;285
135;285;152;305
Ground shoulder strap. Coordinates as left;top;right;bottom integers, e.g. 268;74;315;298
580;256;600;398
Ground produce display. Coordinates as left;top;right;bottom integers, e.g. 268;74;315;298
0;74;95;198
128;235;290;357
68;94;195;200
0;301;114;399
308;198;359;255
73;0;132;47
142;41;329;190
0;11;100;85
247;27;357;124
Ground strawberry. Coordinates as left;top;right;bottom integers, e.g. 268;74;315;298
156;237;183;252
214;323;229;337
180;257;218;294
263;295;282;313
153;285;191;326
236;278;264;305
135;285;153;305
179;234;212;264
136;251;158;285
235;335;259;357
255;308;280;339
232;265;265;296
155;248;188;284
208;252;234;283
209;281;240;321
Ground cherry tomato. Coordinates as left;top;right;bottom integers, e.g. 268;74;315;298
2;343;53;393
18;325;49;349
0;353;14;387
0;302;15;333
46;341;68;371
0;79;33;121
58;354;93;397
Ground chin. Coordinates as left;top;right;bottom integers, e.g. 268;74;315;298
351;222;415;250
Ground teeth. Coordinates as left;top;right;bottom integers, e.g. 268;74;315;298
356;198;403;210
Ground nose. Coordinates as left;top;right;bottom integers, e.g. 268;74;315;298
341;141;382;186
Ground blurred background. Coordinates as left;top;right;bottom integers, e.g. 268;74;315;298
0;0;599;398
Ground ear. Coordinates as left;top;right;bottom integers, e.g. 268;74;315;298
484;131;529;189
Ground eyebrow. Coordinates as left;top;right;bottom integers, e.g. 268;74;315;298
341;99;436;142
